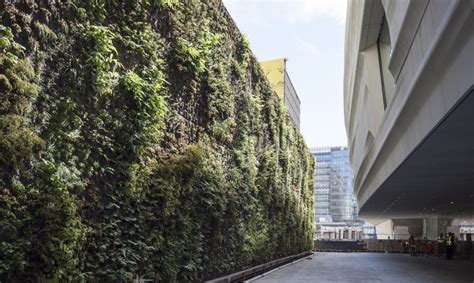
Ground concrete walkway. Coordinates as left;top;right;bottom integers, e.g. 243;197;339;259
253;253;474;283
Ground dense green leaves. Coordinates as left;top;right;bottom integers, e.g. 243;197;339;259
85;25;121;96
0;0;314;282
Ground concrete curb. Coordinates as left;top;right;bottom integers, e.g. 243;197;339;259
243;252;315;283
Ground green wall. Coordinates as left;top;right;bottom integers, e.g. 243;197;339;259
0;0;314;281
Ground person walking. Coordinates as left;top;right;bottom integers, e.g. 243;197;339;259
426;240;433;257
446;232;455;260
409;234;416;256
437;233;445;257
384;236;393;253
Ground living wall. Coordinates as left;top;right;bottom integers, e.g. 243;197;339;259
0;0;314;282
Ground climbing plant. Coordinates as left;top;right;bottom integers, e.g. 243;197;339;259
0;0;314;281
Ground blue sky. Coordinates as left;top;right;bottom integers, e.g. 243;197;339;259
223;0;348;148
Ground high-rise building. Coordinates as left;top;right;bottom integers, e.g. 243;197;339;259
311;146;354;223
260;58;300;129
311;146;375;240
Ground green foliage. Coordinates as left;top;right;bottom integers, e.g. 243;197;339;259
176;20;222;74
19;161;85;281
85;25;121;96
0;20;85;282
0;24;42;182
0;25;25;64
122;65;168;149
0;1;314;282
241;34;251;50
158;0;181;9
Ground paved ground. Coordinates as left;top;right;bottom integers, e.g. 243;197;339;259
253;253;474;283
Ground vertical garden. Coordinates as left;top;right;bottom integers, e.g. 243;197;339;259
0;0;314;281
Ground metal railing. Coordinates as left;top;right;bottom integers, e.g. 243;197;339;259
205;251;312;283
314;239;473;258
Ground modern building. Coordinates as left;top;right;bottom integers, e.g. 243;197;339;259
344;0;474;240
260;58;301;129
311;146;373;240
312;146;353;223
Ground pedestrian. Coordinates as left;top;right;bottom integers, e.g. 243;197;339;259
426;240;433;257
409;234;416;256
384;236;393;253
437;233;445;257
446;232;455;260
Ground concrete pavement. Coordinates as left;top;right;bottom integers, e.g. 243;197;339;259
253;252;474;283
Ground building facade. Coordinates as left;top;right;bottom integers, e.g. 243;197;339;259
312;146;354;223
344;0;474;239
311;147;373;240
260;58;301;129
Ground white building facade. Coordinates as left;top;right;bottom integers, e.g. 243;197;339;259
344;0;474;239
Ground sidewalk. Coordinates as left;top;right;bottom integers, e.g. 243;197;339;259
253;252;474;283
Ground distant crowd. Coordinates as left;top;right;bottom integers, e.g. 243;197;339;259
381;233;472;260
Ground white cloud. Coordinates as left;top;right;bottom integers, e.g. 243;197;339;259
223;0;347;25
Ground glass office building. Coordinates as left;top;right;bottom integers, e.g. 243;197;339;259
311;146;376;240
312;146;354;223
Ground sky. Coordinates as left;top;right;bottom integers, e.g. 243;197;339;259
223;0;348;148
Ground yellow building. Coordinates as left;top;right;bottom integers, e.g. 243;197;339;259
260;58;301;129
260;58;286;100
